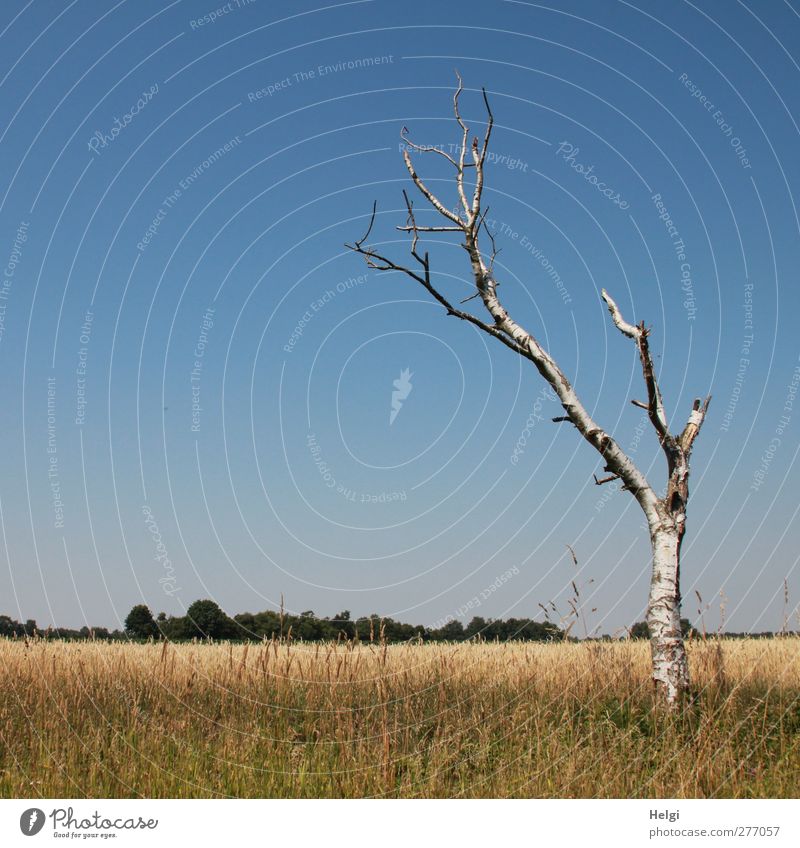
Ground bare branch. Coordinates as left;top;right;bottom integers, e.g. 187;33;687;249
470;86;494;220
345;237;532;362
401;189;424;265
679;395;711;454
400;125;459;168
637;325;670;440
346;243;427;284
478;207;499;274
461;268;660;517
452;70;472;219
453;72;469;137
593;473;620;486
601;289;640;339
353;200;378;250
601;288;670;444
631;399;649;410
396;225;464;233
479;86;494;165
402;149;465;227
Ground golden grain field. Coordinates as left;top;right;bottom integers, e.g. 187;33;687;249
1;637;798;798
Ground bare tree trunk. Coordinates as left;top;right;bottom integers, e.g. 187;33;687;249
346;74;710;709
648;521;689;704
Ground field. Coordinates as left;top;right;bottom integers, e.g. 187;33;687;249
1;637;798;798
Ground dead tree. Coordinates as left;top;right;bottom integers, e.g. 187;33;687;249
346;76;710;707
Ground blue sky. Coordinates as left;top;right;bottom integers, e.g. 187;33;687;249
1;0;799;634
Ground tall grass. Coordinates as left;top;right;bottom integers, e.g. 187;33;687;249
1;637;798;797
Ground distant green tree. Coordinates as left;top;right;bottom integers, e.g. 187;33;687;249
156;615;190;640
124;605;157;639
465;616;487;639
234;610;283;639
294;611;325;641
185;599;237;639
330;610;355;639
436;620;465;641
232;612;256;637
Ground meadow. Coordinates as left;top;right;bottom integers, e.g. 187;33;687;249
1;637;798;798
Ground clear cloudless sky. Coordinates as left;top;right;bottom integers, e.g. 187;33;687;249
0;0;798;634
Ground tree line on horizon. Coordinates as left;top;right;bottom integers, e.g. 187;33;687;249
1;602;562;643
0;601;793;643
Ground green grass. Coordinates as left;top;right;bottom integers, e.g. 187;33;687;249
1;638;798;797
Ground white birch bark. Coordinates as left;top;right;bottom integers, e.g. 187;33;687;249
649;525;689;703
